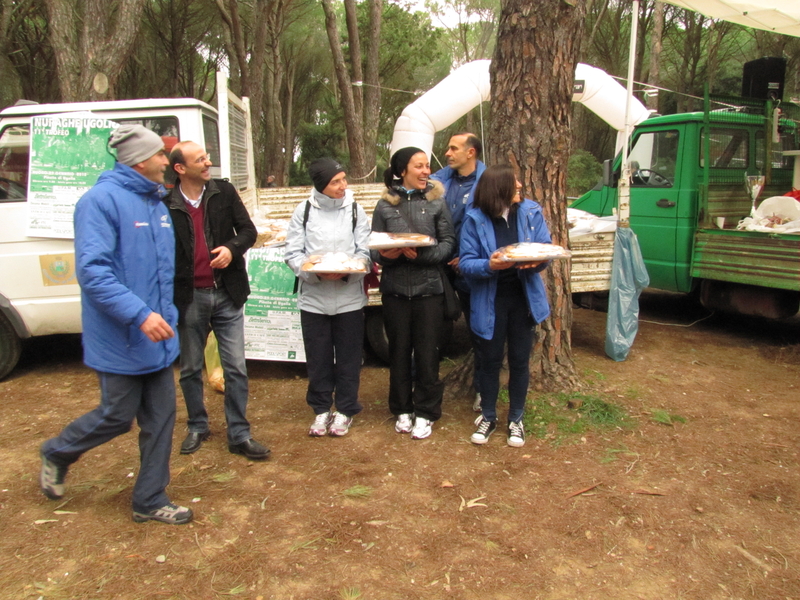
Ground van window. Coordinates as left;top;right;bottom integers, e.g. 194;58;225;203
628;130;678;186
115;117;179;153
0;125;30;202
701;128;749;169
0;117;180;200
203;115;221;168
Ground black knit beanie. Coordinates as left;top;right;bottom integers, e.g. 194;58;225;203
309;158;344;193
383;146;426;189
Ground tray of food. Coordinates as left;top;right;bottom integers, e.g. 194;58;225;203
302;252;368;273
368;231;437;249
496;242;571;262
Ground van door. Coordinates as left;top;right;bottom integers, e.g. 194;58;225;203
0;122;82;337
626;128;682;291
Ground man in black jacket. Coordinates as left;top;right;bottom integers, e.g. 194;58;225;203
166;141;269;460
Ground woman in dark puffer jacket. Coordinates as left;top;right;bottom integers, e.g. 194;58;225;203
371;147;455;440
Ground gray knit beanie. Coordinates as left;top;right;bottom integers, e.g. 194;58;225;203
108;124;164;166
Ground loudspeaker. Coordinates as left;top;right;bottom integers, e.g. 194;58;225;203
742;57;786;101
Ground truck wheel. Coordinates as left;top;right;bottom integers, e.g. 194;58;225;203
366;310;390;363
0;313;22;380
365;310;455;364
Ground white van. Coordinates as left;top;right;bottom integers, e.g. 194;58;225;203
0;88;255;379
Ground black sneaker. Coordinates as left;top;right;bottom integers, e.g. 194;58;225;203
133;502;193;525
507;420;526;447
39;450;68;500
470;416;497;445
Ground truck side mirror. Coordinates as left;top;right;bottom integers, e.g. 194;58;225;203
602;159;613;187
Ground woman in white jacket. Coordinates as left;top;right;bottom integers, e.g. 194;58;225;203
284;158;371;437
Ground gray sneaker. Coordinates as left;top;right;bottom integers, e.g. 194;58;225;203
411;417;433;440
133;502;193;525
395;413;414;434
39;450;68;500
309;411;332;437
472;393;482;413
328;412;353;437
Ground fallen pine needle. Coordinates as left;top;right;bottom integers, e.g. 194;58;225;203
195;532;208;557
458;495;487;511
566;483;601;499
632;489;666;496
735;545;773;573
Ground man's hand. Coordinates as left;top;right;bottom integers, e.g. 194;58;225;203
210;246;233;269
140;312;175;342
448;256;460;274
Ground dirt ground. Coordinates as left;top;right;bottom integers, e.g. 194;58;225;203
0;290;798;600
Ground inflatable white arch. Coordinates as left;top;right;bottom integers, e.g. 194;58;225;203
390;59;652;157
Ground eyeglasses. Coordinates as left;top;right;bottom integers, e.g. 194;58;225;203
193;154;211;164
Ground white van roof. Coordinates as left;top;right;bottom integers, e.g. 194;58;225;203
0;97;217;117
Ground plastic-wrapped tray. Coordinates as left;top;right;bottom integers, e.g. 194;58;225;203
368;232;437;249
302;252;368;273
497;242;571;262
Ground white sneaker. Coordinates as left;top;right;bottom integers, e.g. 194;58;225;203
472;393;482;413
411;417;432;440
395;413;414;434
507;420;526;447
328;412;353;437
309;411;332;437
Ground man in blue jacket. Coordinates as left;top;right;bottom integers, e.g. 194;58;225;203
39;124;192;525
430;133;486;411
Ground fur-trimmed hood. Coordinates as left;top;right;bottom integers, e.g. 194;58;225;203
380;179;445;206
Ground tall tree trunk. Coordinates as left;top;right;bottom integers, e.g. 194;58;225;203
215;0;249;95
343;0;363;119
320;0;366;178
646;0;664;111
46;0;146;101
490;0;586;392
216;0;279;187
361;0;382;182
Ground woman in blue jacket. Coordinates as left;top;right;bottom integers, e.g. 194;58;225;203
459;164;552;448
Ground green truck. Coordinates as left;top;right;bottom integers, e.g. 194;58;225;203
571;96;800;319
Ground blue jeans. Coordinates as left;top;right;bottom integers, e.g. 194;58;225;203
475;289;535;423
41;368;176;513
178;288;250;444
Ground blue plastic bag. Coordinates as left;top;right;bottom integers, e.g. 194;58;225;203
605;226;650;361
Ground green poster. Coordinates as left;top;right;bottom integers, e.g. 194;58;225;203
243;246;306;362
27;112;117;239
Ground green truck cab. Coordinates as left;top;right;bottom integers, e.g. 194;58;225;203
571;101;800;318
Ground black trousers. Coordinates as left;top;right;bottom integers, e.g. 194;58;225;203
300;309;364;417
382;294;445;421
